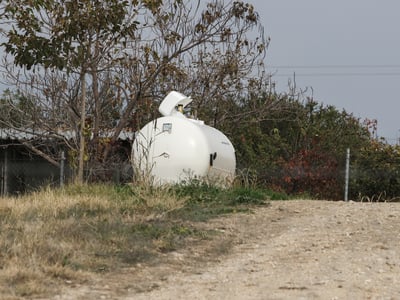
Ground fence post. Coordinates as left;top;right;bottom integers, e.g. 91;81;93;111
344;148;350;201
60;150;65;187
1;149;8;196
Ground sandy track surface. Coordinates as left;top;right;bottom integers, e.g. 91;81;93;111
56;200;400;300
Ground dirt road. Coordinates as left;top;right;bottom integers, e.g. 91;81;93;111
56;200;400;300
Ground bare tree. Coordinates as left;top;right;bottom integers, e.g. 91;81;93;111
97;0;268;159
0;0;268;181
0;0;140;182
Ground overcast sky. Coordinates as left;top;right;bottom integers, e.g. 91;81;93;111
248;0;400;142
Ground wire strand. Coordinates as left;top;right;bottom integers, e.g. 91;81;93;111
268;64;400;69
274;72;400;77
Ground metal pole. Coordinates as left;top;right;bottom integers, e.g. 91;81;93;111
344;148;350;201
4;148;8;196
1;150;4;196
1;148;9;196
60;150;65;187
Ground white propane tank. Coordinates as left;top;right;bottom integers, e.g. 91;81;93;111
132;91;236;185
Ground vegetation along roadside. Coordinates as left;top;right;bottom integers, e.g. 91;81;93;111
0;182;288;299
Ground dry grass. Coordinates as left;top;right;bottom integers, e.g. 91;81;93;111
0;183;273;299
0;184;192;298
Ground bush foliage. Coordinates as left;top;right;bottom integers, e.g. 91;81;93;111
351;140;400;201
216;92;400;200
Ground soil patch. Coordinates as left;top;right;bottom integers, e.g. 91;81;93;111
54;200;400;300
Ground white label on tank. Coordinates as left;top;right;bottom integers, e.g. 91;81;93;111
162;123;172;133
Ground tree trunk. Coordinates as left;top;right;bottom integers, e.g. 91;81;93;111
77;71;86;184
92;40;101;160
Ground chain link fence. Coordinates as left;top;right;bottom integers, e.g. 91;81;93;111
2;144;400;200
